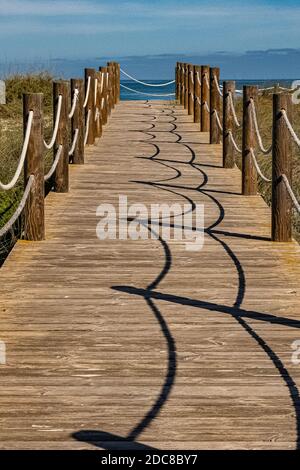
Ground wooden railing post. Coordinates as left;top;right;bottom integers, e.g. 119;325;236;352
210;67;221;144
180;63;185;106
188;64;194;115
242;85;258;195
201;65;210;132
184;63;189;110
115;62;121;103
99;66;108;125
23;93;45;241
71;78;84;164
85;68;96;145
53;81;69;193
176;62;180;101
95;71;103;138
223;81;236;168
272;93;293;242
194;65;201;125
107;62;115;109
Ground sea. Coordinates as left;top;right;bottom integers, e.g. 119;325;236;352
121;79;297;101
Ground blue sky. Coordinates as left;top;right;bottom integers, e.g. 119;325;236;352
0;0;300;77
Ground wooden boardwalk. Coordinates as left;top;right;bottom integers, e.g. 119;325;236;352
1;100;300;450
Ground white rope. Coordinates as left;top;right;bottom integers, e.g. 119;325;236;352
68;88;79;119
83;76;91;109
214;109;223;133
94;78;98;106
203;101;210;113
282;174;300;213
250;99;272;154
100;73;104;94
250;148;271;182
84;109;91;146
204;73;210;89
120;83;175;97
68;129;79;156
281;109;300;147
196;96;201;105
44;145;63;181
228;91;241;127
95;108;100;122
120;68;175;87
214;75;223;97
44;95;63;150
196;72;201;87
228;131;242;154
0;111;33;191
190;70;194;85
258;86;275;93
101;97;105;110
0;175;34;238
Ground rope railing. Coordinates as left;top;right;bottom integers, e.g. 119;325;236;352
44;145;63;181
68;88;79;119
249;148;271;182
120;83;175;97
0;111;33;191
228;130;242;154
84;109;91;146
175;61;300;242
120;68;175;87
44;94;63;150
83;76;91;109
228;91;241;127
214;109;223;133
282;174;300;214
214;75;223;97
0;175;34;238
281;109;300;147
68;129;79;156
1;61;120;245
250;98;272;154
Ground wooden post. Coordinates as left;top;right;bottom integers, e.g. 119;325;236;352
115;62;121;103
95;71;103;138
53;81;69;193
85;68;96;145
242;86;258;195
188;64;194;115
201;65;210;132
107;62;115;109
223;81;235;168
176;62;180;101
99;66;108;125
23;93;45;241
194;65;201;125
272;93;293;242
180;63;184;106
184;63;189;110
210;67;221;144
71;79;84;164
